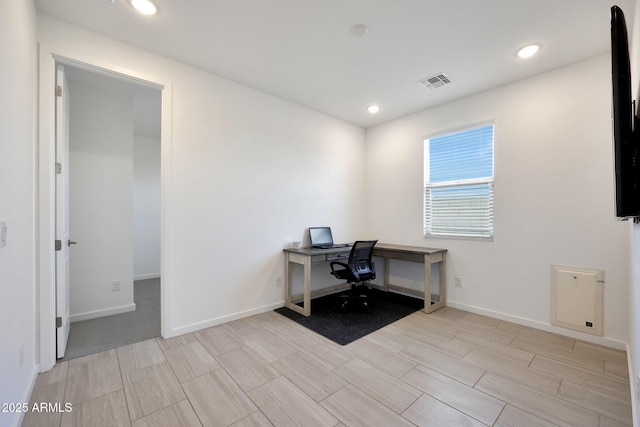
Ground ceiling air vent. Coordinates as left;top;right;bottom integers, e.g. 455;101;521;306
418;73;452;90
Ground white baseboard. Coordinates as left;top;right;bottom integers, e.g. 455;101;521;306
70;303;136;323
134;273;161;281
165;301;285;339
10;364;39;427
446;300;628;351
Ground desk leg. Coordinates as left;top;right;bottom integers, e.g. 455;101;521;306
424;252;446;314
285;252;292;309
302;256;311;316
424;254;432;313
439;253;447;309
284;253;311;317
383;258;390;292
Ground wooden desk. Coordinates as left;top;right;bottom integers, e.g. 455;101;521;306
283;243;447;316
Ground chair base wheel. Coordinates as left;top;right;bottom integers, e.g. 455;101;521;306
335;293;372;313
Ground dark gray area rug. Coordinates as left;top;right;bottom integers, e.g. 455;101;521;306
274;288;424;345
60;278;160;361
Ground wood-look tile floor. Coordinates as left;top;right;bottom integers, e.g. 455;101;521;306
23;307;632;427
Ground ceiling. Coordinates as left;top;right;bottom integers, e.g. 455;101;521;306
35;0;636;128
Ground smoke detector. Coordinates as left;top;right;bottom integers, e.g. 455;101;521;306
418;73;453;90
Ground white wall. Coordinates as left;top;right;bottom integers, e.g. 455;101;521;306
366;55;631;347
38;14;366;337
628;1;640;424
68;75;135;321
134;135;161;280
0;1;37;426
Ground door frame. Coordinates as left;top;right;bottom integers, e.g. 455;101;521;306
37;45;173;372
55;63;70;359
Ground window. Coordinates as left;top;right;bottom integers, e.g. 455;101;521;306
424;123;494;240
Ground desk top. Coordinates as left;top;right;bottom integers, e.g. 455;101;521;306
282;245;351;256
283;243;446;255
374;243;447;255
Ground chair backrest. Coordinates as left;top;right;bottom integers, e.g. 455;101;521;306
348;240;378;279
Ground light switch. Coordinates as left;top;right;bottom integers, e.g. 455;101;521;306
0;221;6;248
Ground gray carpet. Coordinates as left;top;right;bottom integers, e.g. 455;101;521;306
59;278;161;361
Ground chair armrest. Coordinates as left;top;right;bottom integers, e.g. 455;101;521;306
330;261;361;282
329;261;349;273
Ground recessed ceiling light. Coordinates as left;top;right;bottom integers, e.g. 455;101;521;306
350;24;369;37
517;43;542;59
367;105;380;114
131;0;157;15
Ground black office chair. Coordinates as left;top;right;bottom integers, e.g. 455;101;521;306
330;240;378;312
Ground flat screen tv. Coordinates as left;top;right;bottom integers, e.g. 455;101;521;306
611;5;640;218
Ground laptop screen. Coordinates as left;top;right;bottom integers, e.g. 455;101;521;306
309;227;334;247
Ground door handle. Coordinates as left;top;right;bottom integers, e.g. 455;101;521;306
68;240;77;247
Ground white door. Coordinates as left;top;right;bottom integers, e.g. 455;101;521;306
55;64;71;359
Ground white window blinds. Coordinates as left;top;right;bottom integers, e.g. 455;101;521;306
424;124;494;239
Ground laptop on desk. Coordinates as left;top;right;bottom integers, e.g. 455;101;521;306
309;227;351;249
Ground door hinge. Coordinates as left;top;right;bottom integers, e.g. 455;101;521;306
55;240;62;251
55;162;62;174
56;317;62;328
55;85;62;97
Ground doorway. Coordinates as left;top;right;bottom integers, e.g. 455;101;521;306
57;64;162;360
38;50;172;372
